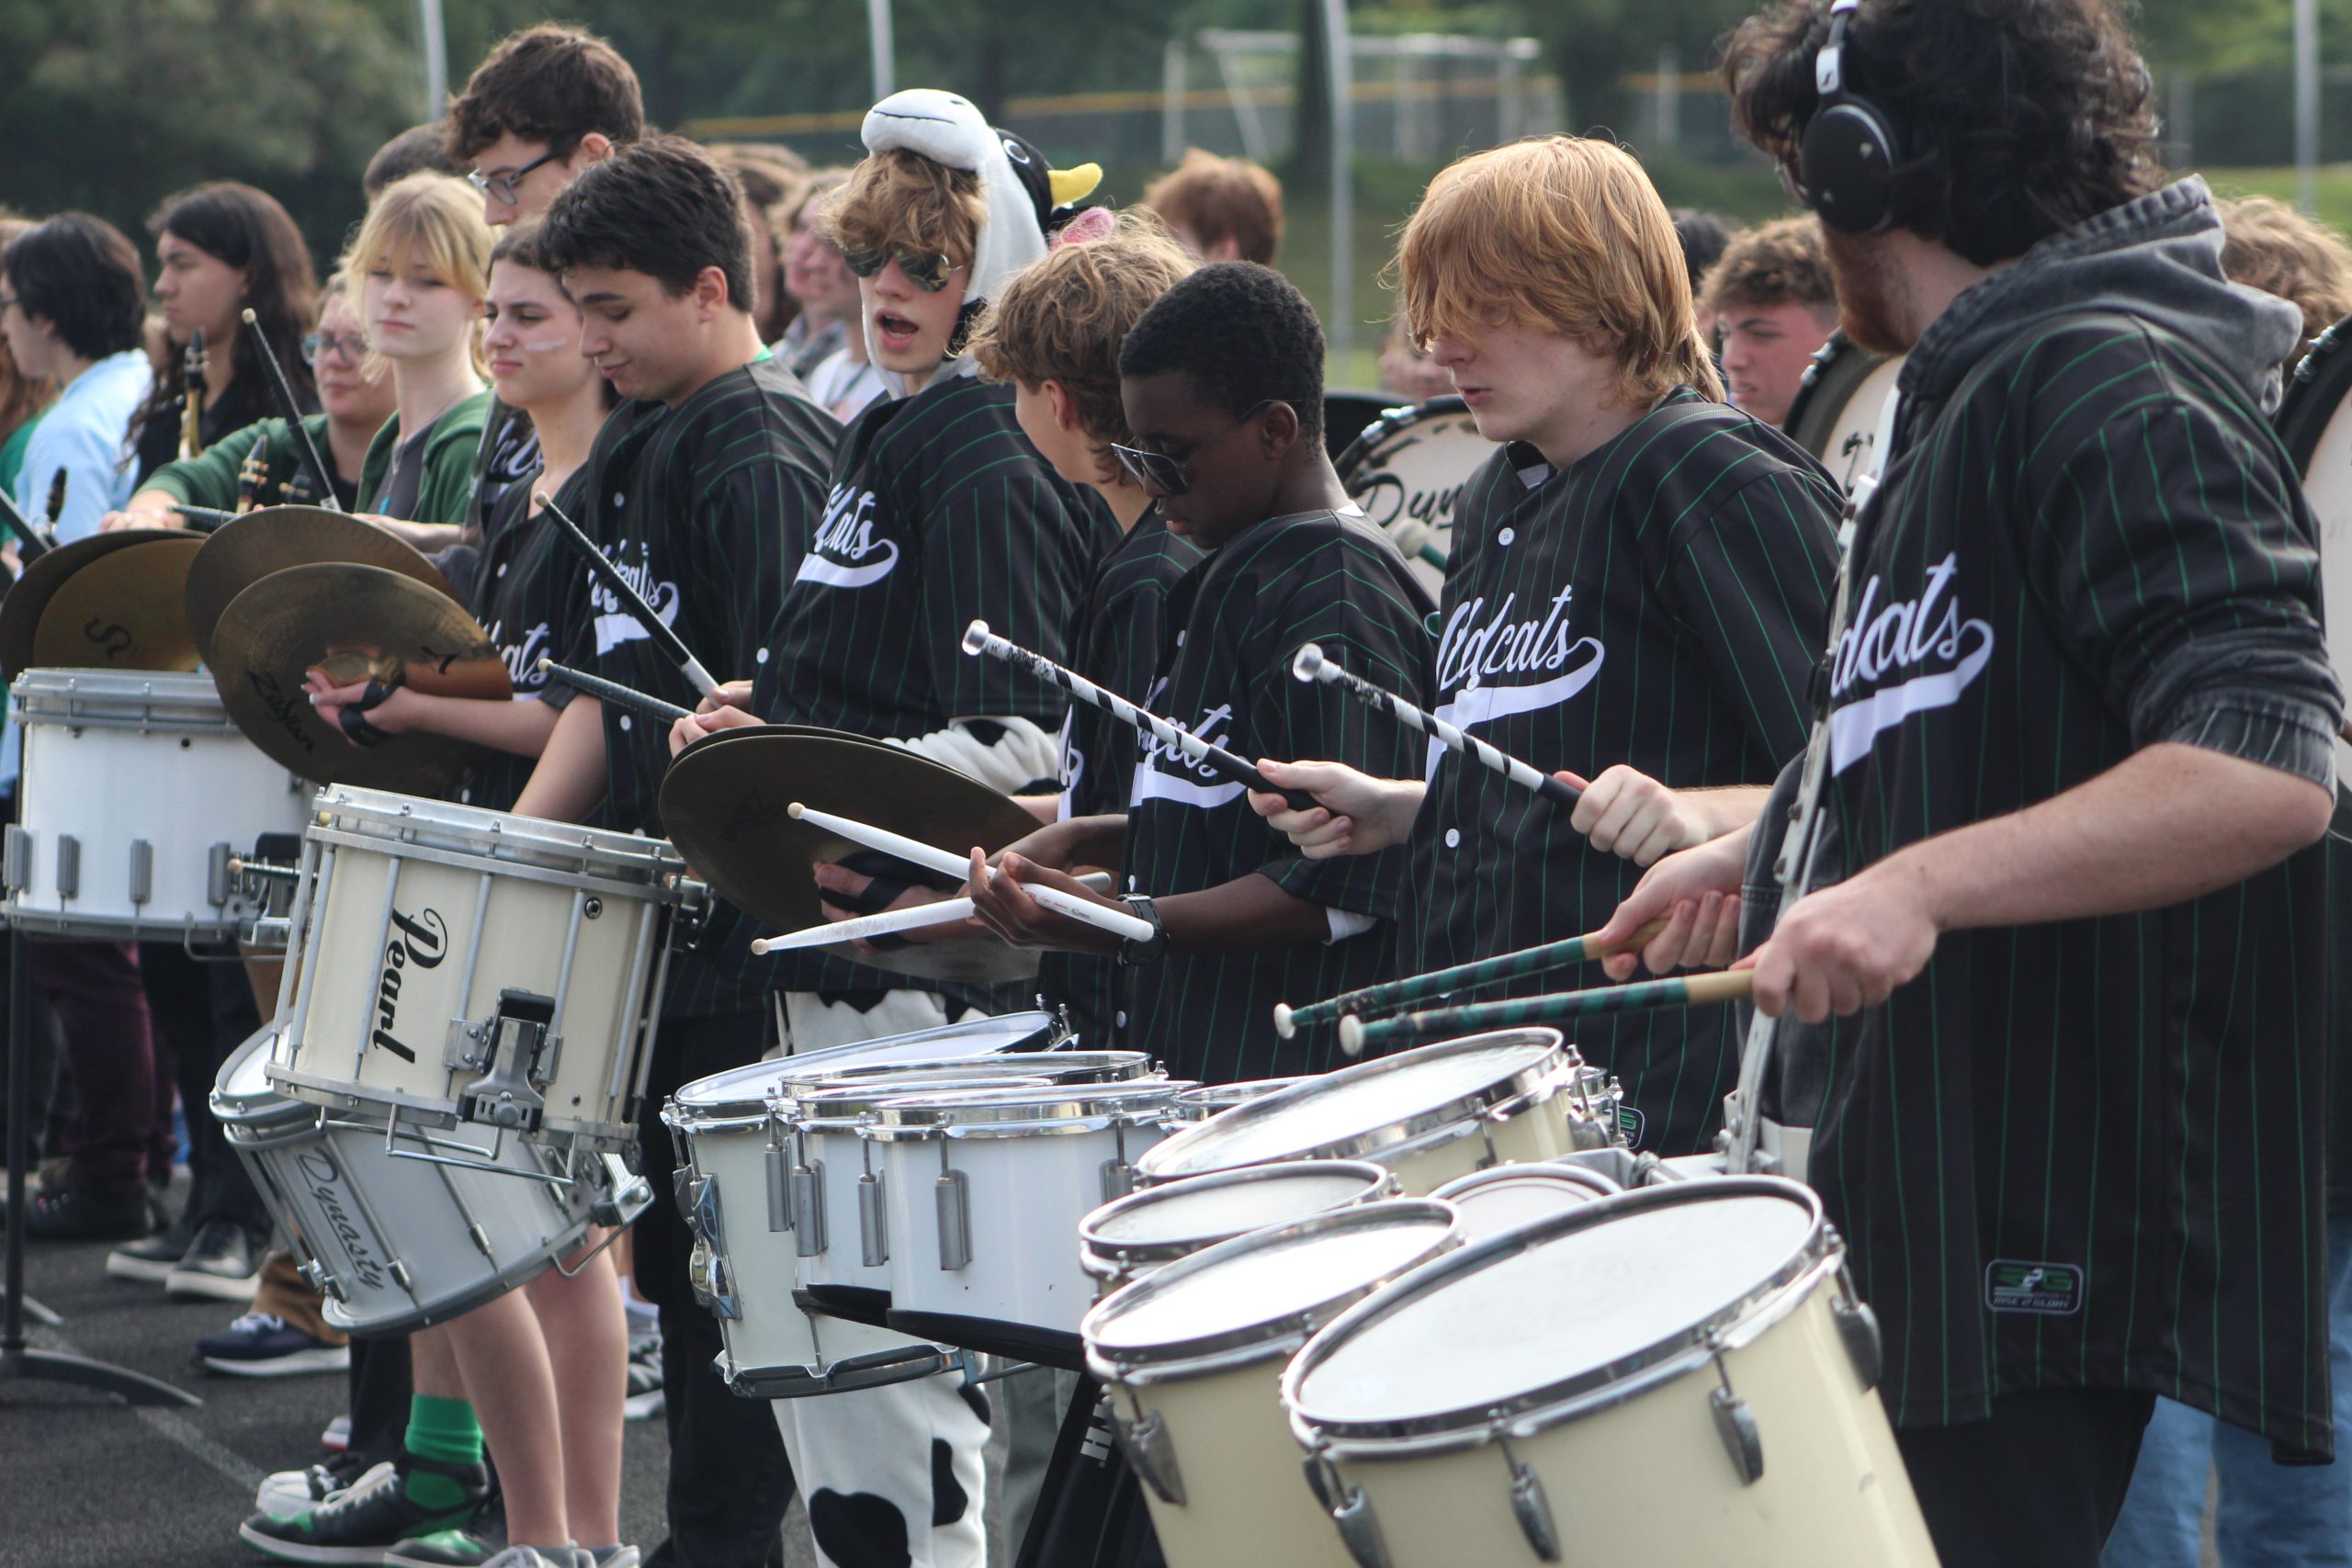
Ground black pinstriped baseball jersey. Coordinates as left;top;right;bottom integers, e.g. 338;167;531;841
1798;299;2338;1457
1401;390;1839;1156
557;355;841;1019
1038;509;1203;1046
457;468;585;816
1122;509;1436;1084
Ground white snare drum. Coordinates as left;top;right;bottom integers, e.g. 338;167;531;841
1784;333;1905;493
1284;1179;1936;1568
1336;397;1495;595
1427;1162;1618;1242
868;1079;1189;1351
269;786;698;1151
773;1009;1067;1077
1170;1077;1309;1123
1080;1159;1397;1297
214;1024;652;1337
1137;1030;1617;1195
5;669;311;940
1082;1201;1463;1568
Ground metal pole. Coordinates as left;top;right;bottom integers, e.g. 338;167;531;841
417;0;447;119
2296;0;2320;214
869;0;897;104
1322;0;1354;362
1163;36;1187;165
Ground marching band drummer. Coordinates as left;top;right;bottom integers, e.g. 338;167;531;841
1249;137;1839;1156
1595;2;2342;1562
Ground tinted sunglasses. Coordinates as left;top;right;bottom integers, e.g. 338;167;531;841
1109;400;1292;497
841;247;957;293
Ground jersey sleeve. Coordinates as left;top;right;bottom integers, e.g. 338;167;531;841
913;467;1092;727
690;451;825;685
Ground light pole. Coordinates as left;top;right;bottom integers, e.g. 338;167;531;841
417;0;447;120
2295;0;2319;214
870;0;897;103
1321;0;1352;361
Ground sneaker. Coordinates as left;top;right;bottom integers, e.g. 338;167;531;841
622;1332;662;1423
383;1525;503;1567
198;1312;349;1378
107;1210;197;1282
239;1450;491;1563
254;1453;385;1518
321;1415;352;1451
165;1219;263;1300
478;1550;588;1568
24;1180;153;1241
587;1550;640;1568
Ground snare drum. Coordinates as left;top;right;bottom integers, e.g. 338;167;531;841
1081;1201;1463;1568
1079;1159;1397;1297
1336;397;1495;595
6;669;311;940
1427;1162;1618;1242
1284;1179;1936;1568
268;786;698;1151
2276;314;2352;782
867;1079;1188;1356
1169;1077;1308;1123
1782;333;1905;492
1136;1030;1616;1195
214;1025;652;1337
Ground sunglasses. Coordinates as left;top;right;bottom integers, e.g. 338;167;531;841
300;332;370;367
841;247;958;293
1109;400;1293;497
466;151;559;209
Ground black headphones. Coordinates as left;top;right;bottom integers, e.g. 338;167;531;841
1795;0;1904;233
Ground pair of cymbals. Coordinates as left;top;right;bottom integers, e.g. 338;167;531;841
0;530;204;682
660;727;1046;985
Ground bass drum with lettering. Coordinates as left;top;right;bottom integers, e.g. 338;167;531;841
2275;314;2352;783
1783;332;1905;492
1335;396;1497;597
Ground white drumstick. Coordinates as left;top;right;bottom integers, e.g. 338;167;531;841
752;872;1114;953
786;802;1154;942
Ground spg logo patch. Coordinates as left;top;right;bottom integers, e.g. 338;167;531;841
1984;1259;2084;1315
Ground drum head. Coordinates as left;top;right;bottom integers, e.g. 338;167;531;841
1137;1030;1562;1182
1336;397;1493;586
673;1056;799;1118
1172;1077;1307;1118
774;1011;1058;1080
1782;333;1880;458
2278;317;2352;783
1290;1180;1821;1432
1428;1164;1616;1242
1084;1160;1392;1254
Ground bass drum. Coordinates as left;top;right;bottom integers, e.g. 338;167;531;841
2275;314;2352;784
1335;396;1497;597
1783;332;1905;492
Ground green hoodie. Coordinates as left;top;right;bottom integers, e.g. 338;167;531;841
356;390;492;525
140;414;344;513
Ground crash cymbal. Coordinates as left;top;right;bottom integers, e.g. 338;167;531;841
0;529;187;683
186;506;454;661
208;561;510;794
30;537;204;673
659;728;1046;986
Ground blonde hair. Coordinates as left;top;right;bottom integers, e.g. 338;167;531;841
339;173;493;373
969;211;1196;481
1394;137;1722;405
821;149;986;267
2219;196;2352;350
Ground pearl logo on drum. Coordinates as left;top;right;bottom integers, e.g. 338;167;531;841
369;904;449;1064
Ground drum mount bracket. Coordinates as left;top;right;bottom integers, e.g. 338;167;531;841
454;990;557;1134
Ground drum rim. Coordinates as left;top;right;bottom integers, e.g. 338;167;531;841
11;665;236;718
2275;313;2352;473
779;1045;1145;1090
1428;1161;1623;1205
1170;1076;1308;1109
776;1066;1135;1126
1079;1157;1398;1265
1332;394;1474;483
1134;1028;1567;1182
1781;331;1886;460
312;784;687;879
1283;1176;1828;1450
865;1077;1187;1137
1080;1197;1462;1382
762;1010;1062;1077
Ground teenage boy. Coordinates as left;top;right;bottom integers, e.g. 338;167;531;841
962;261;1436;1086
1249;138;1839;1156
513;133;839;1568
1700;215;1840;428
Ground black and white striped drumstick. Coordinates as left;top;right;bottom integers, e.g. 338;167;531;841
1292;642;1581;807
960;620;1316;810
537;658;694;725
241;309;345;513
535;491;721;699
0;487;52;560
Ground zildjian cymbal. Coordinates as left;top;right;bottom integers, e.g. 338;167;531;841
208;561;510;795
659;728;1047;986
0;528;191;682
31;537;205;673
186;505;454;662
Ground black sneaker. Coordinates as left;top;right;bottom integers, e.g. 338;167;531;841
25;1181;153;1241
165;1220;262;1301
198;1311;350;1378
107;1209;197;1282
254;1450;383;1517
238;1450;491;1564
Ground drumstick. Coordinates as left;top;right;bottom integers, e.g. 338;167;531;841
241;309;345;512
0;486;52;560
786;801;1156;943
1292;643;1580;808
168;502;241;529
1386;516;1449;571
1337;969;1754;1057
535;491;720;699
959;620;1317;810
537;658;694;725
751;871;1115;953
1274;917;1671;1038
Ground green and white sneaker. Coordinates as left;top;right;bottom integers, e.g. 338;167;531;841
238;1449;490;1563
383;1524;503;1568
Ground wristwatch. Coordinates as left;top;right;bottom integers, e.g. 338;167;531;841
1117;894;1170;966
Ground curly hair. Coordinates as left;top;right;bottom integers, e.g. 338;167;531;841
1699;217;1838;320
445;24;642;164
1724;0;2166;266
821;149;988;269
1142;150;1284;265
1118;260;1326;445
2219;196;2352;347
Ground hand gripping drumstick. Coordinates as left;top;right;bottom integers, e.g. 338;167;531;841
537;658;693;725
785;801;1156;944
960;620;1317;811
1273;917;1670;1039
535;491;721;699
241;309;345;513
1338;969;1754;1058
1292;643;1581;808
752;871;1115;953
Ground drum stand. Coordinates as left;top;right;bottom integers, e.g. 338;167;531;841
1;926;199;1404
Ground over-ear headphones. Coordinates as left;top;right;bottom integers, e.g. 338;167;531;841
1795;0;1904;233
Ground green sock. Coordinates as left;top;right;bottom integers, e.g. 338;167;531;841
401;1394;483;1509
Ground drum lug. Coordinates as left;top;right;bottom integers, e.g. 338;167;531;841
458;990;554;1134
765;1139;791;1234
858;1170;890;1267
1500;1440;1562;1563
54;834;78;899
207;841;232;908
792;1162;827;1257
128;840;152;907
2;824;26;894
1329;1482;1393;1568
1097;1156;1135;1204
1112;1404;1187;1506
1833;1273;1883;1392
934;1166;972;1270
1710;1367;1766;1486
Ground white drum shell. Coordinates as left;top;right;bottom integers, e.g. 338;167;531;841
1340;402;1496;596
1818;355;1905;493
7;670;311;939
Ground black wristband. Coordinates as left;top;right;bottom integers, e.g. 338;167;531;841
1117;893;1169;966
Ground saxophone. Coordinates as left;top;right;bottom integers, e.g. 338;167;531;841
179;327;209;459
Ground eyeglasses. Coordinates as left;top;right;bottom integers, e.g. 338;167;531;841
841;247;958;293
466;151;559;209
300;332;369;367
1109;400;1292;497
